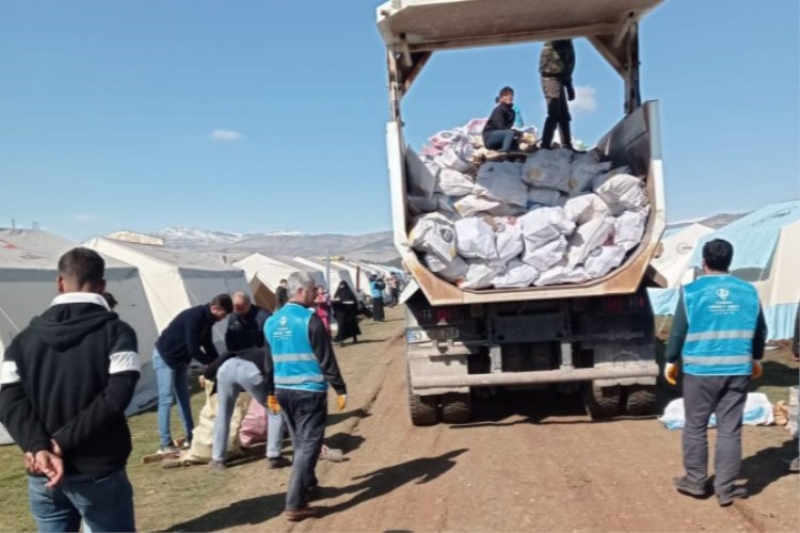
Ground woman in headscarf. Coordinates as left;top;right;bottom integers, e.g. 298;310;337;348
332;281;361;345
315;288;332;335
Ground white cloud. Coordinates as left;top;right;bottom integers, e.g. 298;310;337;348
209;129;244;142
568;85;597;114
71;214;99;223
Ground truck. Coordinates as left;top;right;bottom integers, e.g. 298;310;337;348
376;0;669;425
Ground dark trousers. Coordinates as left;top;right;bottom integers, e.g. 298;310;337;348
541;77;572;149
372;297;385;321
484;130;517;152
682;374;749;496
276;388;327;511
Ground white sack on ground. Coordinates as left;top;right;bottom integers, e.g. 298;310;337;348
584;245;627;278
659;394;774;430
535;262;591;287
527;187;563;207
454;194;502;217
409;213;457;263
563;194;610;225
425;253;468;282
614;208;649;252
455;217;497;260
521;148;573;192
519;207;575;249
458;260;500;289
436;168;475;197
406;148;437;198
596;174;648;215
492;259;540;288
566;216;615;267
522;236;568;271
474;162;527;207
494;216;524;264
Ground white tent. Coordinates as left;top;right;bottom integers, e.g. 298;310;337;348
651;223;714;288
84;237;250;351
331;260;373;293
0;229;160;444
233;254;325;311
292;257;356;295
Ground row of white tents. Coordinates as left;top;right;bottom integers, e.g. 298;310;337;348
0;229;396;444
649;200;800;341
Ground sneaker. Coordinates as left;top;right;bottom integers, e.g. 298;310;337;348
717;486;748;507
209;460;226;472
158;445;180;455
268;456;292;469
673;476;710;498
790;456;799;473
285;507;318;522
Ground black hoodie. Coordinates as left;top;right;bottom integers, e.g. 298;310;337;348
0;292;140;475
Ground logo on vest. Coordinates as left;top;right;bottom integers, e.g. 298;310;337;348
710;287;739;315
279;316;288;327
716;288;730;301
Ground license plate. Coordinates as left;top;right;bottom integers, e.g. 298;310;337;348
406;327;459;343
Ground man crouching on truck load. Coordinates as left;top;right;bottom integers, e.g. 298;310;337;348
539;39;576;150
482;86;520;153
664;239;767;507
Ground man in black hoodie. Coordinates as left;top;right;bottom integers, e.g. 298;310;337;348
482;86;519;152
0;247;140;532
153;293;232;454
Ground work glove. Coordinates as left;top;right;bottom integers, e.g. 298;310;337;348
336;394;347;412
266;395;281;414
751;361;763;380
664;362;679;386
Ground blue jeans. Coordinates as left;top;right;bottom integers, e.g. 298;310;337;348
484;130;517;152
153;348;194;448
212;358;286;462
28;469;135;532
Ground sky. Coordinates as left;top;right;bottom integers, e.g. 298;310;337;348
0;0;798;242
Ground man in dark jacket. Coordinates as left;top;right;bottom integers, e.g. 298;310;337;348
276;279;289;310
539;39;576;150
482;86;519;152
153;294;232;454
0;247;140;532
226;291;271;352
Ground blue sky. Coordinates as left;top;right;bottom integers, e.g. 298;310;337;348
0;0;797;241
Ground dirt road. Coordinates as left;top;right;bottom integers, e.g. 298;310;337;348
161;312;798;533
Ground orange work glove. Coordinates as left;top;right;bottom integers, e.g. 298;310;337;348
664;363;679;386
751;361;763;380
266;395;281;414
336;394;347;412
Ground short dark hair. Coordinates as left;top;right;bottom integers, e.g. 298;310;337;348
702;239;734;272
499;86;514;97
211;294;233;314
279;278;287;284
58;247;105;287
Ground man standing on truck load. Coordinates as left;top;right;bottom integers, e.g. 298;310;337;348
664;239;767;507
264;271;347;521
539;39;576;150
482;86;520;152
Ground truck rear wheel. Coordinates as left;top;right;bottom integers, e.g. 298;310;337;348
623;385;657;416
583;383;622;420
407;364;439;426
441;392;472;424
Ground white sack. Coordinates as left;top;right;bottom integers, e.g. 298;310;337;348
474;162;527;207
409;213;457;262
453;194;501;217
519;207;575;249
596;174;648;215
614;208;649;252
563;194;610;225
659;393;774;430
425;253;468;282
592;165;632;191
455;217;497;260
522;236;568;271
494;216;524;264
566;216;615;267
436;168;475;197
406;148;437;198
435;145;474;174
570;160;612;195
521;148;573;192
458;260;500;289
491;259;540;288
527;187;563;207
584;245;627;278
535;262;591;287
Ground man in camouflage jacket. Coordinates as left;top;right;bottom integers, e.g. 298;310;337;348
539;39;576;150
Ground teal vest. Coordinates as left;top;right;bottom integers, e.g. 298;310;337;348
682;275;761;376
264;303;326;392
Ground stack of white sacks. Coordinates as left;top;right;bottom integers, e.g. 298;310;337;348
407;144;649;289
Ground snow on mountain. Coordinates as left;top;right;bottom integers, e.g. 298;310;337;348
153;226;244;246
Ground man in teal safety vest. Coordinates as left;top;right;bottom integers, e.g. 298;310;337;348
664;239;767;507
264;271;347;522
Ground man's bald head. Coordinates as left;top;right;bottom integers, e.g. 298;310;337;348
232;291;252;315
